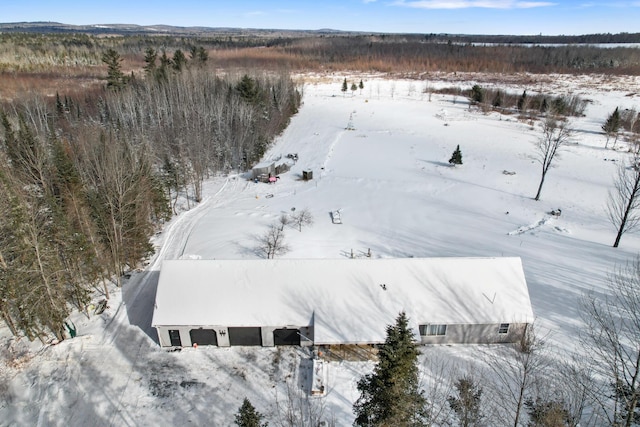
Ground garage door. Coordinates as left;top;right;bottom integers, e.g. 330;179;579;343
228;327;262;346
273;328;301;346
189;329;218;346
169;330;182;347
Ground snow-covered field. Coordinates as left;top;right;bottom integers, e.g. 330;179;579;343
2;73;640;426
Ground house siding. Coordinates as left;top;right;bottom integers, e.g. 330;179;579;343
156;324;313;348
419;323;528;345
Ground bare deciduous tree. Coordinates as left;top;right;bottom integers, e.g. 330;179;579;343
278;213;290;231
484;325;548;427
274;357;333;427
420;352;457;425
534;116;573;201
291;208;314;232
553;360;600;427
581;257;640;427
607;158;640;248
256;222;289;259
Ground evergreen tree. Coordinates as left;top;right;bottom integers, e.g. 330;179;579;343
55;92;64;115
449;145;463;165
359;79;364;94
235;398;268;427
143;47;157;76
492;90;503;108
470;85;484;104
551;97;567;116
342;78;348;96
189;45;208;65
540;98;548;113
602;107;621;149
172;49;187;72
351;82;358;95
517;90;527;111
236;74;260;104
353;312;429;427
157;50;172;81
101;49;125;90
447;376;483;427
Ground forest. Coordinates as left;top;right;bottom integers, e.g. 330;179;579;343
0;29;638;341
0;44;301;341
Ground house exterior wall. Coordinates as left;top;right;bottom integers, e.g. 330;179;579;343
157;325;312;348
157;325;231;347
418;323;528;345
158;323;527;347
260;325;312;346
157;327;192;347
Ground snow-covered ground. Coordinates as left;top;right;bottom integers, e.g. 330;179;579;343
2;73;640;426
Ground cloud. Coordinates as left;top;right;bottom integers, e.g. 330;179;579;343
392;0;556;9
363;0;378;3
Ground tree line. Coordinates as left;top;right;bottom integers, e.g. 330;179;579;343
279;36;640;74
2;31;640;84
0;51;301;342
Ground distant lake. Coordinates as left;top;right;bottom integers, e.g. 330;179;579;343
464;43;640;49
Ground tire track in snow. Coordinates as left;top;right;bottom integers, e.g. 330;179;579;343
103;176;247;345
508;216;570;235
320;130;345;177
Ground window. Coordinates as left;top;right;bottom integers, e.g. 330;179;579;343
498;323;510;334
419;324;447;336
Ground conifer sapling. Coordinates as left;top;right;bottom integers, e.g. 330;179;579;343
449;145;463;165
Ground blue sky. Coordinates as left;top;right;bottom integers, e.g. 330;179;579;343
3;1;640;35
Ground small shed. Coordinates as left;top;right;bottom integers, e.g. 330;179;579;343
303;170;313;181
252;161;275;179
275;161;291;175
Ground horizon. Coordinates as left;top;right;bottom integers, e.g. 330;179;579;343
3;0;640;36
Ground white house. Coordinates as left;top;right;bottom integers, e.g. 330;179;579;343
151;257;535;348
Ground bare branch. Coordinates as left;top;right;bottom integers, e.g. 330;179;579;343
607;157;640;247
256;222;290;259
534;115;573;201
291;208;314;232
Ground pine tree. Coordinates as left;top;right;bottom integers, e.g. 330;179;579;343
235;398;268;427
449;145;463;165
602;107;621;149
359;79;364;94
55;92;64;115
540;98;548;113
143;47;157;76
470;85;484;104
351;82;358;96
236;74;260;104
172;49;187;72
342;78;348;96
353;312;429;427
101;49;125;90
517;90;527;111
157;50;172;81
189;45;208;65
447;376;483;427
